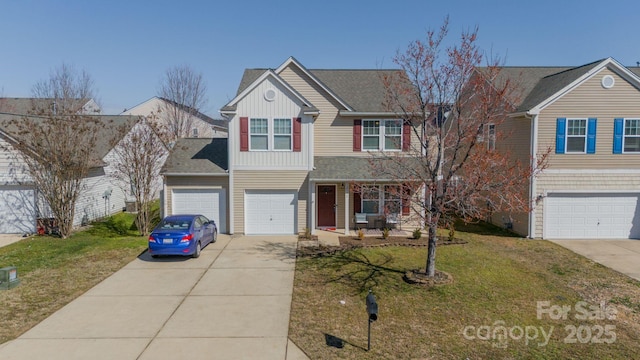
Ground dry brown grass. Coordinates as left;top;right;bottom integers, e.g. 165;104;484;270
290;227;640;359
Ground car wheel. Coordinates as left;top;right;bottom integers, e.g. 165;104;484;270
192;241;201;258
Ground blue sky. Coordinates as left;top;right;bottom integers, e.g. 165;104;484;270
1;0;639;115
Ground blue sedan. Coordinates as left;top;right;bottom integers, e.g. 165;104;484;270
148;215;217;258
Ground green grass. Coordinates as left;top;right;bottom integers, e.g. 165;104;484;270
289;224;640;359
0;212;147;343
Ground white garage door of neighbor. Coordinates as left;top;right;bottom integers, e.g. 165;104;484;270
545;193;640;239
245;190;296;235
172;188;226;233
0;186;36;234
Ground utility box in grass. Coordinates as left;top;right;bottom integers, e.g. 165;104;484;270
0;266;20;290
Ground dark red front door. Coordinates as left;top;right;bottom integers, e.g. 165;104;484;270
317;185;336;227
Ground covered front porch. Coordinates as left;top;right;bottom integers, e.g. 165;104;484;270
308;157;422;235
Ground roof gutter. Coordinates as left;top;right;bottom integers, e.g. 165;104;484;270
338;111;401;117
161;173;230;177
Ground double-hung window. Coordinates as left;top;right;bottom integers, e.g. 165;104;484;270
250;118;268;150
362;187;380;214
362;119;403;151
477;123;496;150
383;185;401;214
566;118;587;153
273;118;292;151
624;119;640;153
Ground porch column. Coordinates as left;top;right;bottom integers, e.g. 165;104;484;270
310;180;316;235
344;182;350;235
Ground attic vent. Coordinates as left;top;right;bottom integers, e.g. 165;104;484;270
601;75;615;89
264;88;276;102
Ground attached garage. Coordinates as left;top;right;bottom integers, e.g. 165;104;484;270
0;185;36;234
245;190;297;235
172;188;227;234
545;193;640;239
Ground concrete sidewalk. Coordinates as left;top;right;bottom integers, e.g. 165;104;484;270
0;235;310;360
550;239;640;281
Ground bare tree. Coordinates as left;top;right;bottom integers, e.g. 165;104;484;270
376;18;549;277
110;116;167;235
157;65;208;141
0;64;110;238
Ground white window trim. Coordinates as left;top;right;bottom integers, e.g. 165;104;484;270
249;117;293;152
565;118;588;154
273;118;292;152
360;185;402;215
623;118;640;153
477;123;496;150
361;119;403;152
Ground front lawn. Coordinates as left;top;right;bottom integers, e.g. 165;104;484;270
0;214;147;344
289;225;640;359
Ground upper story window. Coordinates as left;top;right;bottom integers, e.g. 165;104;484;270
362;119;402;151
477;123;496;150
624;119;640;153
273;118;292;151
566;118;587;153
250;118;268;150
555;118;596;154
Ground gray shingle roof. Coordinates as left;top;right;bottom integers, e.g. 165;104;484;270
234;68;404;113
0;98;93;115
310;156;422;181
0;112;139;166
161;138;228;175
158;97;228;129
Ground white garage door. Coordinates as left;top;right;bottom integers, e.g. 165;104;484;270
172;189;226;233
545;193;640;239
245;190;296;235
0;186;36;234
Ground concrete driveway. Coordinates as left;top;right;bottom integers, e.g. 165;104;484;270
0;235;309;360
550;239;640;281
0;234;26;248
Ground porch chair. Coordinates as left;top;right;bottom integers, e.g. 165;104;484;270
386;213;399;229
355;213;368;229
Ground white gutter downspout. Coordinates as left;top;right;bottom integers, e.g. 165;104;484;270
527;111;539;239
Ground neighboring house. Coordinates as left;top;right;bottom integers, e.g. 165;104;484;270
122;97;228;139
0;97;101;115
161;57;420;235
0;111;141;234
488;57;640;239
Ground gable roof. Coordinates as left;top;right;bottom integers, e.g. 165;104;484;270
160;138;228;175
223;57;405;114
124;97;228;130
221;68;318;114
482;57;640;114
0;112;140;166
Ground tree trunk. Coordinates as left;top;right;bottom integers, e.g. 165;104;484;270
425;222;437;277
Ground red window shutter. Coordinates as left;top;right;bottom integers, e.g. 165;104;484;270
402;120;411;151
402;186;411;215
353;119;362;151
293;117;302;152
240;117;249;151
354;191;362;214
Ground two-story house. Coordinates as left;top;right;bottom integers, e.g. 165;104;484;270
161;57;420;235
491;57;640;239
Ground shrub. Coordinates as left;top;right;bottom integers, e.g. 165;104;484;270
107;213;133;235
382;228;390;239
357;228;365;240
412;228;422;239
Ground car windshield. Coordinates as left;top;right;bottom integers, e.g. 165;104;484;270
158;219;192;230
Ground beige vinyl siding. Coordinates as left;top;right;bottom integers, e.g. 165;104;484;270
164;176;229;222
232;76;311;169
538;67;640;169
532;172;640;238
233;170;308;234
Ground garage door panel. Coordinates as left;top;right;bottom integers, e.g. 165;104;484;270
172;189;226;233
245;191;296;235
0;187;36;234
546;193;640;239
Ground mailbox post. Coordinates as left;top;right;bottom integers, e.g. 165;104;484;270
366;290;378;351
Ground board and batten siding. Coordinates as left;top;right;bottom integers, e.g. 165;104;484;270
233;170;308;234
232;76;311;169
537;67;640;169
164;176;229;218
533;172;640;238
